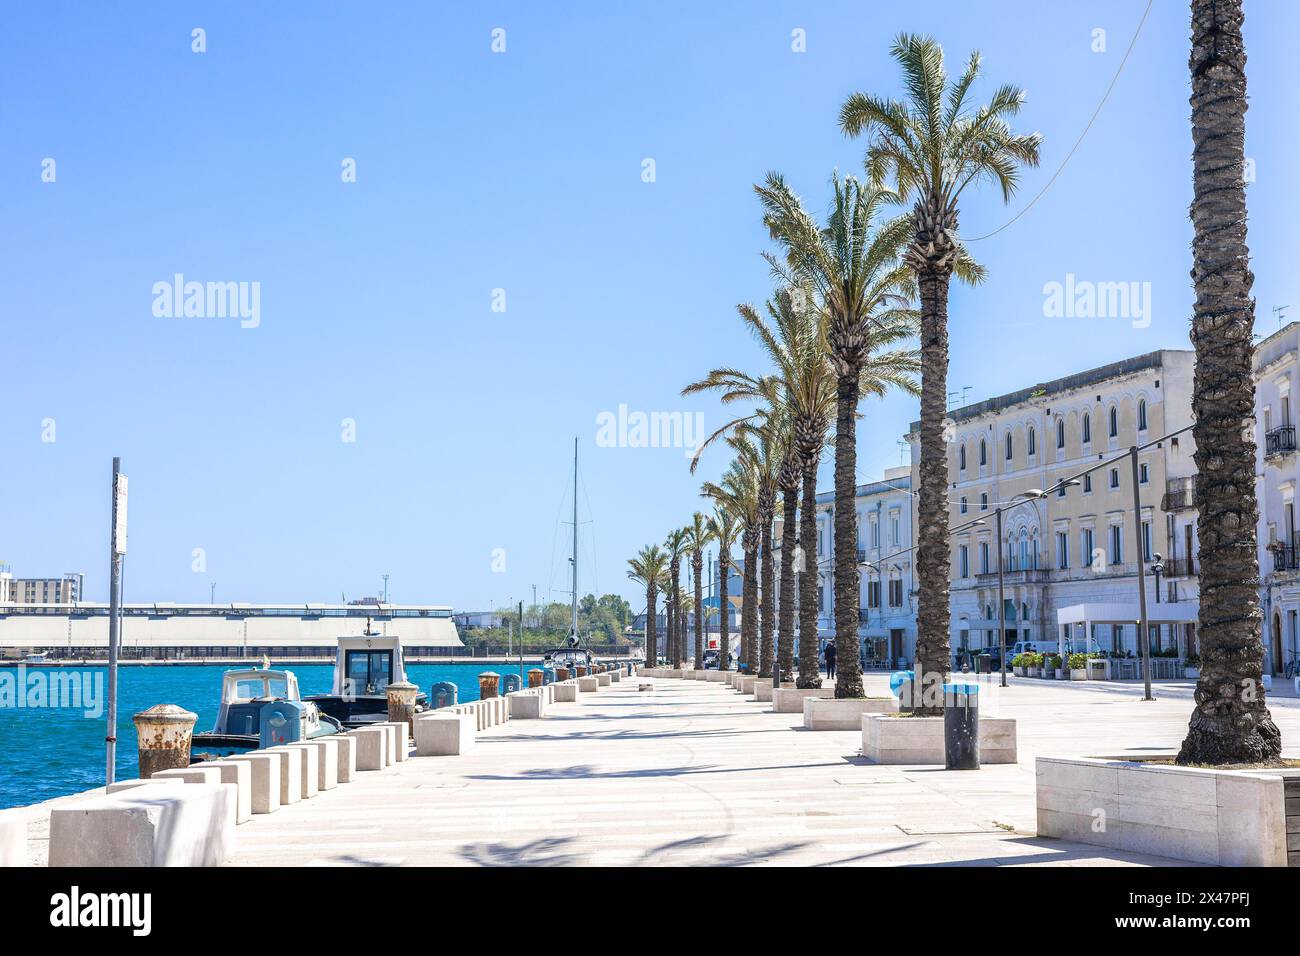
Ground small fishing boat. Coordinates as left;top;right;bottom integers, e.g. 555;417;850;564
192;666;341;756
304;621;427;728
24;651;51;664
542;635;593;673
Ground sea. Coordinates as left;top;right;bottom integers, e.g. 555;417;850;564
0;660;541;810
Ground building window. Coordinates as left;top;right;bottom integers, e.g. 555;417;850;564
979;439;987;466
890;513;900;546
1057;531;1069;569
1057;480;1067;497
1109;406;1118;438
1139;462;1149;484
1056;419;1065;449
1109;467;1119;489
867;579;880;609
1138;399;1148;431
1109;524;1123;565
980;541;990;573
1083;473;1092;493
1082;413;1091;444
960;497;968;514
959;545;969;578
980;493;988;511
888;579;903;607
1142;520;1153;561
1082;528;1095;566
870;515;879;547
1027;427;1036;456
959;444;966;471
1005;433;1013;460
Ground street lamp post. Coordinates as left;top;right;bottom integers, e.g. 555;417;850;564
1130;446;1154;701
1151;554;1164;605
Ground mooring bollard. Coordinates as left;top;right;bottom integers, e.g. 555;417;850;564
554;666;570;682
503;673;522;694
430;680;458;709
528;668;544;688
386;681;420;738
575;665;589;677
943;683;980;770
133;704;198;779
478;671;501;699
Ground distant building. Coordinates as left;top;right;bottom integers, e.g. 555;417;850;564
1;573;83;605
454;610;504;629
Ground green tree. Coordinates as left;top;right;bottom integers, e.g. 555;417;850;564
627;546;669;665
683;511;716;668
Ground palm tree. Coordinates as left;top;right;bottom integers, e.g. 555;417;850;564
701;442;764;671
1177;1;1280;765
683;512;715;668
664;528;688;668
757;172;918;699
839;34;1039;712
627;545;669;666
705;503;740;669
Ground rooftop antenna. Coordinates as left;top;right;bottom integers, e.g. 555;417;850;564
1274;305;1290;330
897;439;909;466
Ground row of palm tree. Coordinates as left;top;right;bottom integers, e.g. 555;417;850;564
630;8;1281;764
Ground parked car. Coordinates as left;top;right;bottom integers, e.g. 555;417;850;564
701;649;721;669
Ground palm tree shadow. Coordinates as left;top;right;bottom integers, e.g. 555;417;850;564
459;836;584;867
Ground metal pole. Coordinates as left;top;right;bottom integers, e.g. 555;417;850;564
518;600;524;684
997;506;1007;688
571;437;579;641
106;457;123;785
1130;446;1154;701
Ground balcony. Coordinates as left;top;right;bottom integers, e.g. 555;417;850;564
1265;425;1297;459
975;568;1052;586
1161;477;1196;512
1271;534;1300;572
856;548;868;564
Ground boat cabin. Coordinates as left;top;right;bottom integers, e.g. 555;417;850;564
331;634;408;698
212;668;301;736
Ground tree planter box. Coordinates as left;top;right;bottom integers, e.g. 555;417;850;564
738;676;757;695
862;714;1017;764
772;686;832;713
1027;667;1040;678
803;696;897;730
1013;666;1026;677
1036;755;1299;866
755;680;794;702
704;670;727;682
1069;668;1087;681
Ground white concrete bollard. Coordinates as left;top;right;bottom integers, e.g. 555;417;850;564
508;690;544;719
188;761;252;824
270;745;318;798
225;752;281;814
49;784;235;866
332;733;357;783
0;809;27;866
349;727;389;771
596;673;612;686
554;682;578;702
288;739;339;791
105;778;186;795
414;713;476;756
260;747;304;804
149;766;224;786
373;722;407;762
577;676;600;692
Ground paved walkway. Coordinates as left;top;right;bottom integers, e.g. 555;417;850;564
216;673;1300;866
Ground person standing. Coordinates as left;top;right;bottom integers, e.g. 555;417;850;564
824;640;837;679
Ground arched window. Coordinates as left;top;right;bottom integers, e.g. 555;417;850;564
1138;399;1148;431
1005;432;1013;460
1082;413;1091;444
1056;419;1066;449
979;439;987;466
1109;406;1118;437
960;496;968;514
1027;427;1036;456
959;444;966;471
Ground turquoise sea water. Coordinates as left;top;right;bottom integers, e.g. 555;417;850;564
0;661;541;810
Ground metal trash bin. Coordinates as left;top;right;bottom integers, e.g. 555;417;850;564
943;683;979;770
503;673;523;694
429;681;458;709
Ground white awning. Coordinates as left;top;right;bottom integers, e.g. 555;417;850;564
1056;602;1199;626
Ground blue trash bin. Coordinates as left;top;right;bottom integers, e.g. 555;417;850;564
429;681;458;709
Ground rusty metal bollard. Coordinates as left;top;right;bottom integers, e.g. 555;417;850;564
575;665;589;677
555;666;570;681
133;704;198;778
478;671;501;699
386;681;419;739
528;668;544;688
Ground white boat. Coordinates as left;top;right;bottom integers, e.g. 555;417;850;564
24;651;51;664
192;667;341;753
304;622;427;728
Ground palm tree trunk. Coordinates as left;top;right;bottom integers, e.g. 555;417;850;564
719;555;730;669
797;456;822;688
646;586;658;667
777;486;797;682
759;513;775;679
693;554;705;668
1178;0;1280;764
914;267;953;715
832;375;864;698
741;529;758;670
666;562;677;668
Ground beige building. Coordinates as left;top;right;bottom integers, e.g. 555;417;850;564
907;349;1200;665
1;573;82;605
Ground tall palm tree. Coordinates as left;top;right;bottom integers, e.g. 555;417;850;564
705;503;740;669
839;35;1039;712
757;172;918;699
683;512;715;668
1178;1;1280;764
627;545;669;667
664;528;688;668
701;438;767;671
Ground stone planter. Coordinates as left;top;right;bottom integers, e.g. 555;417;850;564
1069;668;1087;681
772;686;832;713
862;713;1018;764
1184;666;1200;679
803;696;897;731
1053;668;1063;680
755;680;794;702
738;676;757;695
1036;755;1300;866
1027;667;1040;678
1013;666;1025;677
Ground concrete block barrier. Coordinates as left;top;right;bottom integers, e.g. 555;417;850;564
609;670;622;682
193;760;253;823
226;752;282;813
262;747;307;802
49;784;235;867
414;713;476;756
596;673;612;686
150;766;224;786
772;687;833;713
803;696;898;730
288;739;339;791
105;778;185;795
333;733;357;783
0;809;28;866
373;722;408;762
508;690;544;719
554;682;578;702
704;670;727;682
349;727;390;771
577;676;600;692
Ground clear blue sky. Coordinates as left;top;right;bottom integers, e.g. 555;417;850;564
2;1;1297;613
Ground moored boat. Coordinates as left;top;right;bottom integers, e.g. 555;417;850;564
192;667;342;758
304;622;428;728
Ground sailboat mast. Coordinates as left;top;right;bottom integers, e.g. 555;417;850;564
571;437;579;640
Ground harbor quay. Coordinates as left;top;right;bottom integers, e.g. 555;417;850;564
12;668;1299;867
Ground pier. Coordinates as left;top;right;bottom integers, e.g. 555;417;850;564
12;671;1300;866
